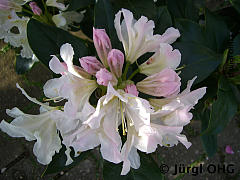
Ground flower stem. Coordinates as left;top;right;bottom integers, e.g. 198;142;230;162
22;8;34;15
128;68;140;80
123;61;131;80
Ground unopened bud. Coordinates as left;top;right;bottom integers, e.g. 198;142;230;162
107;49;124;78
96;68;117;86
29;2;42;16
93;28;112;67
79;56;104;75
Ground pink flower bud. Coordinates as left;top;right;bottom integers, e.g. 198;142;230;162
136;68;181;97
107;49;124;78
225;145;234;154
96;68;117;86
29;2;42;16
93;28;112;67
124;84;139;97
79;56;104;75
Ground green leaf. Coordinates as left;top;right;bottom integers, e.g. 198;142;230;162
154;6;172;34
229;75;240;85
174;20;221;85
174;11;229;85
15;55;35;74
230;84;240;104
94;0;120;49
205;9;229;52
103;152;163;180
167;0;198;22
112;0;156;20
200;109;217;157
27;19;89;68
233;34;240;56
45;145;90;174
204;76;238;135
230;0;240;14
67;0;94;11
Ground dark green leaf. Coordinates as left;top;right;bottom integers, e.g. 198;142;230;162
15;55;36;74
154;6;172;34
111;0;156;20
205;9;229;52
174;11;229;85
233;34;240;56
27;19;89;68
167;0;199;22
45;145;90;174
79;6;94;39
215;7;240;36
230;0;240;14
174;19;221;85
67;0;94;11
204;76;238;135
230;84;240;104
200;109;217;157
103;152;163;180
94;0;120;49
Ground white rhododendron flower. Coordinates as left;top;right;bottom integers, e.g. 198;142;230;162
139;43;181;76
0;84;61;165
52;11;84;30
0;8;207;176
46;0;68;11
114;9;180;63
1;10;33;58
43;43;97;117
0;0;36;60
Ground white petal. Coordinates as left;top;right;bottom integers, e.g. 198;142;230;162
181;76;197;94
76;101;95;123
49;55;66;74
128;146;140;169
6;107;24;118
65;147;73;166
114;9;162;63
99;133;122;163
67;126;100;152
102;99;122;147
43;77;65;99
52;13;67;27
134;125;158;153
83;96;105;129
33;120;61;165
0;110;62;165
179;87;207;107
121;132;134;175
0;119;35;141
46;0;68;11
60;43;74;64
159;27;180;44
140;43;181;75
51;110;79;134
16;83;54;111
177;134;192;149
104;83;128;105
126;97;151;132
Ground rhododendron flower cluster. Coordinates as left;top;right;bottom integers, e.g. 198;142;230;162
0;9;206;175
0;0;83;60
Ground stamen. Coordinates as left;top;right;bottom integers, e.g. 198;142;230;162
120;100;127;135
43;96;63;102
